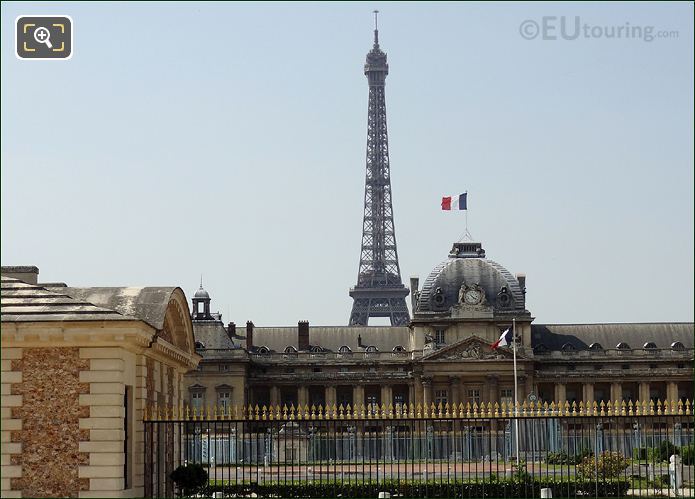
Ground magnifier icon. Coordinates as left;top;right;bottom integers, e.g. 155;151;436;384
34;26;53;49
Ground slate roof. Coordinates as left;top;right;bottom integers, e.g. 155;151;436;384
1;276;130;323
251;326;411;352
193;321;238;350
417;257;526;314
47;286;178;330
531;323;694;350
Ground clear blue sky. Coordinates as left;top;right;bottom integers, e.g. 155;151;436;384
2;2;693;326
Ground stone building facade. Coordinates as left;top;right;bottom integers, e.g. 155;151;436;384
185;241;693;414
0;266;200;498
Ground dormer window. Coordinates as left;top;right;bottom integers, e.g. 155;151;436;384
283;346;298;357
671;341;685;351
365;345;379;353
194;341;205;350
310;345;324;354
589;343;603;351
392;345;406;353
257;346;270;355
561;343;576;352
533;343;549;355
643;342;657;350
338;345;352;354
616;342;631;350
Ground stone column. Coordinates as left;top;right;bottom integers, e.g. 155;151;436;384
667;382;679;403
414;376;424;407
610;383;622;404
422;378;433;408
449;377;461;407
380;385;393;408
639;382;650;402
298;386;309;408
486;375;498;405
270;385;280;408
352;385;364;409
326;385;337;408
408;383;416;409
524;375;534;401
554;383;567;405
582;383;595;407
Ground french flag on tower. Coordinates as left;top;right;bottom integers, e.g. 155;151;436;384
441;193;467;210
491;328;513;350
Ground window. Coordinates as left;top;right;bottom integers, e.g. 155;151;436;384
217;391;231;412
589;343;603;351
468;389;481;404
561;343;576;352
311;345;324;353
594;364;602;370
392;345;406;354
338;345;352;354
313;368;322;373
434;390;448;407
191;391;204;411
124;385;133;489
368;366;377;373
194;341;205;350
366;345;379;353
257;346;270;355
284;346;298;357
616;342;630;350
644;342;657;349
219;364;229;372
672;341;686;351
339;366;349;373
567;364;576;371
500;388;513;406
435;329;446;345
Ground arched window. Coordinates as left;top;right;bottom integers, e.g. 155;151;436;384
671;341;686;351
561;343;576;352
194;341;205;350
643;342;657;350
589;343;603;351
365;345;379;353
257;346;270;355
392;345;406;353
283;346;298;356
311;345;324;353
338;345;352;354
616;342;631;351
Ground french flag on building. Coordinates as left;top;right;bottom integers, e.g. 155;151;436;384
491;328;512;350
441;193;467;210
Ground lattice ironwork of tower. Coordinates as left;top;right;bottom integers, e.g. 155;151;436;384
349;16;410;327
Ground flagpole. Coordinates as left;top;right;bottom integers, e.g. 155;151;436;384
513;317;520;469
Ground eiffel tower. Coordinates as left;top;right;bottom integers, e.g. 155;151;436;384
349;13;410;326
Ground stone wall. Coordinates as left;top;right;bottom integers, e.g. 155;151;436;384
3;347;90;498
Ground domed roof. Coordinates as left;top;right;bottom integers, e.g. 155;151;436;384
194;286;210;299
416;242;526;316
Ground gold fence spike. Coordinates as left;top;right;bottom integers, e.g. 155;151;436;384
685;399;691;415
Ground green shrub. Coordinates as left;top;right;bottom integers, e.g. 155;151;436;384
681;443;695;465
170;462;208;497
547;448;593;465
577;451;629;480
657;440;678;462
203;478;630;498
633;447;648;461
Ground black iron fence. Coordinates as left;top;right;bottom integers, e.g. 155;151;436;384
144;400;694;498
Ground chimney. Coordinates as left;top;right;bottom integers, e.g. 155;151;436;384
298;320;310;351
245;321;254;350
1;266;39;285
516;273;526;294
227;322;236;339
409;276;419;310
